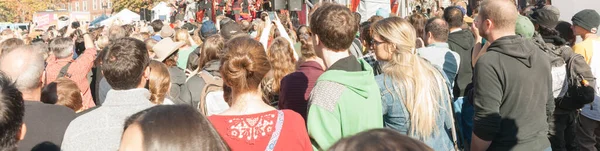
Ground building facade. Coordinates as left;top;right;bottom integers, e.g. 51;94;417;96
60;0;112;20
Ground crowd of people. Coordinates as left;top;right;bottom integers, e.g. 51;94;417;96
0;0;600;150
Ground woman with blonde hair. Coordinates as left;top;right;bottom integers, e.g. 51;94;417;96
261;37;297;106
148;60;174;105
371;17;455;150
173;29;199;70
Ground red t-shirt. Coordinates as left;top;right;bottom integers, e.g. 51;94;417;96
208;110;312;151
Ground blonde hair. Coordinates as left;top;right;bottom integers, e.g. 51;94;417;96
267;37;297;94
371;17;450;139
148;60;171;105
55;77;84;112
174;29;192;46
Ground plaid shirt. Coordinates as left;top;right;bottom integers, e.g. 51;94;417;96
361;52;382;76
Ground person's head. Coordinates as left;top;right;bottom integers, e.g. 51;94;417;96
371;17;450;138
0;46;45;94
174;29;192;46
109;26;127;42
220;36;270;97
148;61;170;105
241;20;252;33
54;77;83;112
267;37;297;94
198;35;224;70
408;13;427;40
144;39;158;59
220;22;245;41
150;20;164;34
102;38;150;90
556;21;576;47
31;40;49;60
49;37;74;59
120;105;229;151
359;22;374;50
310;3;358;58
367;15;384;23
0;38;24;56
201;21;218;41
443;6;464;29
476;0;518;41
424;18;450;45
329;128;433;151
571;9;600;36
0;71;26;150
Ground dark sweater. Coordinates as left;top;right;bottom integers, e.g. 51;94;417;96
279;61;324;120
19;101;76;151
179;60;221;107
448;30;475;97
472;35;552;151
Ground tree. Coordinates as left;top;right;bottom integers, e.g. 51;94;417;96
0;0;52;22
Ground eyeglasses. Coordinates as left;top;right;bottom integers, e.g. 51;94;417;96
371;40;386;46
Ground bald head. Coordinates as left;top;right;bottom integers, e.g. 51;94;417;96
480;0;518;32
0;46;45;91
425;18;450;42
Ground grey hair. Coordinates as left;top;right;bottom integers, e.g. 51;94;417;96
0;46;45;91
49;37;74;59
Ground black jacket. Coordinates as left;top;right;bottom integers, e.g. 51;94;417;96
448;30;475;97
472;35;552;150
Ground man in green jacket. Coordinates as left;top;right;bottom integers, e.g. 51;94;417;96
307;3;383;150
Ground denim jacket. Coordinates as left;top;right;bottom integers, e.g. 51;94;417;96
376;73;455;151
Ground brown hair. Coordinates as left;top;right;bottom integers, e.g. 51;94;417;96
297;26;316;58
144;39;158;55
409;13;427;40
55;77;83;112
148;61;171;105
163;51;178;67
123;105;230;151
0;38;25;55
267;37;297;94
329;128;433;151
220;36;271;94
309;3;358;51
198;35;225;70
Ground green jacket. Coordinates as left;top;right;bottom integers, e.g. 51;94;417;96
307;58;384;150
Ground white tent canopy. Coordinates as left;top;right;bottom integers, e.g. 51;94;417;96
100;9;140;26
152;2;172;22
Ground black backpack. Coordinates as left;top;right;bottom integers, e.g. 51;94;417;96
556;47;596;110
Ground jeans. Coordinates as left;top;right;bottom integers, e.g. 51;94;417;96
453;96;473;149
548;111;578;151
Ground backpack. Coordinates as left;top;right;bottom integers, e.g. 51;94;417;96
198;70;229;116
558;50;596;110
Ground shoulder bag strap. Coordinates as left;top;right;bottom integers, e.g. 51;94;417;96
265;110;284;151
57;62;73;79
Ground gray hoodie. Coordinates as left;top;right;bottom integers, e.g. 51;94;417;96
179;60;221;107
472;35;552;150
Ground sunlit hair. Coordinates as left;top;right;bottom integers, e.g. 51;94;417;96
371;17;450;139
220;36;271;94
267;37;297;94
148;60;171;105
175;29;192;46
55;77;84;112
409;13;427;40
197;35;224;71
